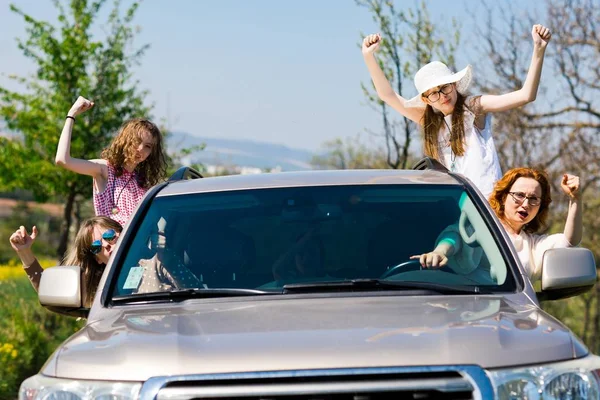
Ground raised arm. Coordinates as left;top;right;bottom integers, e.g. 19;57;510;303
362;34;424;124
478;24;552;113
561;174;583;246
9;226;43;291
55;96;106;178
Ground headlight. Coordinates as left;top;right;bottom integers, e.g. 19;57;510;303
19;375;141;400
488;355;600;399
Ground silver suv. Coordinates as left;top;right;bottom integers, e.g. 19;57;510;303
21;161;599;399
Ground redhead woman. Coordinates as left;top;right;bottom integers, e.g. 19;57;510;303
412;168;582;283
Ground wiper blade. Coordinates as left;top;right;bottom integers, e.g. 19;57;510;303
282;279;492;295
112;288;275;304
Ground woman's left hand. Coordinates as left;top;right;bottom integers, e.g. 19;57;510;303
561;174;580;200
532;24;552;48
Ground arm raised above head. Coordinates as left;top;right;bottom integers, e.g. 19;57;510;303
362;33;424;124
55;96;106;178
478;24;552;113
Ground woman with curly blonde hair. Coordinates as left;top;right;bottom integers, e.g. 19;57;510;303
55;96;167;225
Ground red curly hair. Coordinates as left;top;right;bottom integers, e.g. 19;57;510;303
101;118;167;188
488;167;552;234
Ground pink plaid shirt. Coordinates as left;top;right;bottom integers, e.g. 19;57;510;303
93;163;147;226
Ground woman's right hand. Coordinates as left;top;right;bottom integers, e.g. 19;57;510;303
68;96;94;117
410;251;448;269
9;226;38;252
362;33;382;55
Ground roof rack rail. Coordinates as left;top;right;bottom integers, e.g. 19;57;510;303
168;166;204;182
412;157;449;172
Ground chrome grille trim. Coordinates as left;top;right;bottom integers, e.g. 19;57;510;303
157;378;470;399
139;366;494;400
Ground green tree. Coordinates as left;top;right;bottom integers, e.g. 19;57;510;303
0;202;62;263
0;0;151;257
356;0;460;169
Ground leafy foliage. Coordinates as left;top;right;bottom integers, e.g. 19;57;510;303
0;276;84;399
0;0;152;256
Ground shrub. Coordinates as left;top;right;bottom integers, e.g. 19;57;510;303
0;277;84;399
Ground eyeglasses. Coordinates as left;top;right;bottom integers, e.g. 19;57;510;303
508;192;542;207
90;229;118;255
422;84;454;103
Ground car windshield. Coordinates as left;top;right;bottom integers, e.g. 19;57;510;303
111;184;516;298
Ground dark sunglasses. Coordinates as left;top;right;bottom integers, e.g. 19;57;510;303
90;229;118;255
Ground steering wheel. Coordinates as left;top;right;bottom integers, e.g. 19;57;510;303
379;259;422;279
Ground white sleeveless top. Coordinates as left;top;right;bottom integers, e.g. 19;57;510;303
438;105;502;199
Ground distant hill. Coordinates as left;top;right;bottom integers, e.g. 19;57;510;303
167;132;315;171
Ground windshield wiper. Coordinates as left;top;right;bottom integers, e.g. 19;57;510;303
282;279;492;295
112;288;275;304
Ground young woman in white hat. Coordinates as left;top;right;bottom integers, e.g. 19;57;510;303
362;24;552;198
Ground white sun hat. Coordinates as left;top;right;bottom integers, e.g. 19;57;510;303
404;61;473;108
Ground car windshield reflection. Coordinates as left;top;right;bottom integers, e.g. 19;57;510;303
112;184;515;298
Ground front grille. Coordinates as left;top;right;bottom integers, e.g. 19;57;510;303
141;367;493;400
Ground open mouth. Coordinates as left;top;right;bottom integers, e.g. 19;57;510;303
517;210;529;219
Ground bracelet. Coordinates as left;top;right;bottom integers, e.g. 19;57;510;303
66;115;75;121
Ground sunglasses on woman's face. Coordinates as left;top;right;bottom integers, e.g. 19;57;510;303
90;229;118;255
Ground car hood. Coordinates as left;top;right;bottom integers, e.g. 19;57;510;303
46;294;585;381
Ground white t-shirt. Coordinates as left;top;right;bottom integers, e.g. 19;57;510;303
510;231;572;283
439;105;502;199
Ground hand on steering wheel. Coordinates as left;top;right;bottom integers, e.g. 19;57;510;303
410;252;448;269
379;259;422;279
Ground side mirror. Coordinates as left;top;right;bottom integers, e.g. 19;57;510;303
39;266;88;318
538;248;597;301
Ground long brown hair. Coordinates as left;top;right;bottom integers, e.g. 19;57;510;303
63;216;123;307
421;91;468;162
101;118;168;188
488;167;552;234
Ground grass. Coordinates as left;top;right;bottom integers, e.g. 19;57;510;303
0;261;84;400
0;258;58;281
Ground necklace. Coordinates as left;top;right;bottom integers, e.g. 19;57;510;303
111;171;135;216
442;119;457;171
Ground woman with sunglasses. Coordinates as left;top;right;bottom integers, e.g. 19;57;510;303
9;216;122;308
362;25;552;198
411;168;582;283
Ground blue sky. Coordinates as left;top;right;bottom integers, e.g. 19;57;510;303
0;1;545;151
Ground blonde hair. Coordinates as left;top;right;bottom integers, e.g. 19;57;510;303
101;118;168;188
63;216;122;307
